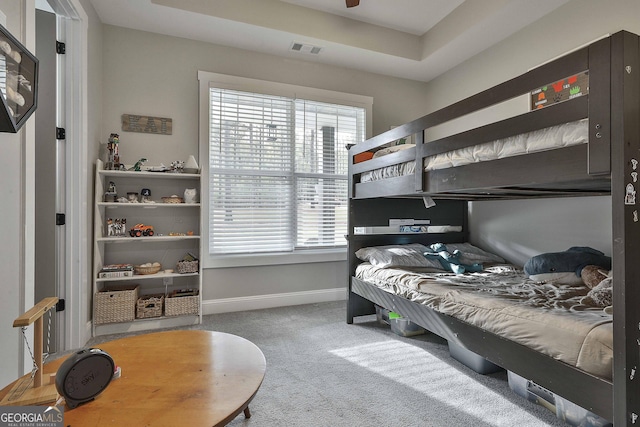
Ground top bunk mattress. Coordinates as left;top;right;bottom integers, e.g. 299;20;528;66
360;119;588;183
354;253;612;380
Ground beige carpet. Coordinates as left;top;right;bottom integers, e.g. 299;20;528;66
87;300;571;426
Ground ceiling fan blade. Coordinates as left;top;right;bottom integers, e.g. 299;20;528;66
346;0;360;7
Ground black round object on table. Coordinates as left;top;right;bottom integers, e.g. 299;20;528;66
55;348;115;409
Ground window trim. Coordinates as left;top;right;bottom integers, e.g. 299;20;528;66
198;71;372;268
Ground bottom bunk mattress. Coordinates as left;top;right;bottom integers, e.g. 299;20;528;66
354;262;612;380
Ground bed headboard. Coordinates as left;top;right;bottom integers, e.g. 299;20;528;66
347;198;467;276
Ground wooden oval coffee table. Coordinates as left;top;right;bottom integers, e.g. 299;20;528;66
2;330;266;426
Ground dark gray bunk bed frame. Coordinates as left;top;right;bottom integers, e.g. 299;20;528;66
346;31;640;425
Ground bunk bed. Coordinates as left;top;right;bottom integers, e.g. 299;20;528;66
346;31;640;425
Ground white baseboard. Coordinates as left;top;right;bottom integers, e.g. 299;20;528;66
202;287;347;315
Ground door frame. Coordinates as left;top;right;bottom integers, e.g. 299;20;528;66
45;0;88;350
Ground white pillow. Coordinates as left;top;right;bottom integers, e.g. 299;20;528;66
355;243;442;269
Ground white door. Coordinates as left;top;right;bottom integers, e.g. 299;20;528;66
34;7;63;355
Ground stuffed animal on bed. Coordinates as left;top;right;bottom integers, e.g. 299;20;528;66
523;247;611;285
424;243;483;274
581;265;609;288
581;269;613;308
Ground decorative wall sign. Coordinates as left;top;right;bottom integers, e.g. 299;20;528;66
121;114;172;135
530;71;589;110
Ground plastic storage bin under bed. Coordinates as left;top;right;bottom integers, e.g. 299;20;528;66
375;305;426;337
447;342;503;374
508;371;612;427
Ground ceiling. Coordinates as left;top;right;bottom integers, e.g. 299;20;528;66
89;0;571;82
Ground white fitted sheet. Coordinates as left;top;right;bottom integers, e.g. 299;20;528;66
360;119;588;183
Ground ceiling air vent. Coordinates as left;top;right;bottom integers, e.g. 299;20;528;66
290;42;322;55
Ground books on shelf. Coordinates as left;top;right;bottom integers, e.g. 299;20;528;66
99;264;134;278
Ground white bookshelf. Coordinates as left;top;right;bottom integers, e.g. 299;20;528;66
92;159;202;336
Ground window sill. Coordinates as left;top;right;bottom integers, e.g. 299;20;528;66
203;249;347;269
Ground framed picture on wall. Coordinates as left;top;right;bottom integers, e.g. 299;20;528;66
0;22;39;133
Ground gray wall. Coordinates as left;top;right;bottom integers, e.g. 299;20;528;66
101;25;431;165
0;0;29;389
468;197;612;267
424;0;640;265
100;25;434;304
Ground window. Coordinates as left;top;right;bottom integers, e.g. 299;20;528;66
199;72;372;267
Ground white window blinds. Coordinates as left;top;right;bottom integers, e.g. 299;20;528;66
208;88;365;255
294;100;359;248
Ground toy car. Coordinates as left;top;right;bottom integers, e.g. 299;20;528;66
129;223;154;237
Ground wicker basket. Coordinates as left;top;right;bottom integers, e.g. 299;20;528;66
162;196;183;204
165;294;199;316
136;294;164;319
135;264;162;275
176;260;199;274
94;285;139;324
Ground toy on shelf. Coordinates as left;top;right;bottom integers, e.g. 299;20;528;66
104;181;118;202
129;158;147;172
107;218;127;237
129;223;154;237
140;188;153;203
106;133;121;170
184;188;197;204
170;160;184;173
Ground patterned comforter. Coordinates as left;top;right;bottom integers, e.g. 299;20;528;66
355;263;613;380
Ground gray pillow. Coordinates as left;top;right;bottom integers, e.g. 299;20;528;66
355;242;505;269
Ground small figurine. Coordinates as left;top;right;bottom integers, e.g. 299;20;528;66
140;188;152;203
103;181;117;202
117;218;127;236
129;158;147;172
184;188;197;204
107;218;127;236
170;160;184;173
107;133;121;170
